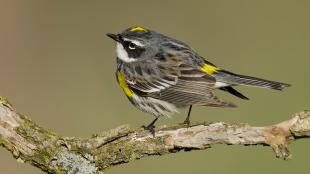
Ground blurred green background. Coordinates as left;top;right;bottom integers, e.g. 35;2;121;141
0;0;309;173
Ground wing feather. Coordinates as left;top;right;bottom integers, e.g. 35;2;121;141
120;56;235;107
122;64;178;93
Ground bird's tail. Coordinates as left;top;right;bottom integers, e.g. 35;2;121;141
216;70;291;90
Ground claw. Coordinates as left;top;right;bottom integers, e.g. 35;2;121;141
180;105;192;127
142;124;156;137
142;117;158;137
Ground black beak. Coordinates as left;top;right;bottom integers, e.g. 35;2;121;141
106;33;120;42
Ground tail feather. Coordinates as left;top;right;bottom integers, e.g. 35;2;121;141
218;70;291;90
219;86;249;100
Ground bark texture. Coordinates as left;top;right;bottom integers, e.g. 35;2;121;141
0;96;309;174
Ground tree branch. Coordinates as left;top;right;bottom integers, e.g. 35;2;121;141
0;96;309;174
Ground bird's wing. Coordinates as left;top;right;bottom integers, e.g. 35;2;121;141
122;57;235;107
148;64;236;107
121;55;184;93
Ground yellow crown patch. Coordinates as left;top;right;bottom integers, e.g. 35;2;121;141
130;27;148;32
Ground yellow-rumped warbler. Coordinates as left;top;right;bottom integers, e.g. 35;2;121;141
107;26;290;133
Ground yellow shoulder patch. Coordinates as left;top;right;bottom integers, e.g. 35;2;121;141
200;64;220;74
117;72;134;97
130;27;148;32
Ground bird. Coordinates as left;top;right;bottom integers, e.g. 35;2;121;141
107;26;290;134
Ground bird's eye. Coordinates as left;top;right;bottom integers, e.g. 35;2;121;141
128;42;137;50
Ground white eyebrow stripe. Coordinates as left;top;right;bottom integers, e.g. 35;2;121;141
122;38;145;47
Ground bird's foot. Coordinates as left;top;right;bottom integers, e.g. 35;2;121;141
180;118;191;127
142;124;156;137
183;118;191;126
141;117;158;137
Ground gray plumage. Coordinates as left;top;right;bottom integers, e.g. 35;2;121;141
107;26;290;120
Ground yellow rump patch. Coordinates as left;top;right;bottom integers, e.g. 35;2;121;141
117;72;134;97
130;27;148;32
200;64;220;74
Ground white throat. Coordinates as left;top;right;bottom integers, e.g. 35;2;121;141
116;43;137;62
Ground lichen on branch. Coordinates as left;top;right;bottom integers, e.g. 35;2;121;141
0;96;309;174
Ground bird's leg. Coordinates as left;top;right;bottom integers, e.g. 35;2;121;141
183;105;192;125
142;117;159;136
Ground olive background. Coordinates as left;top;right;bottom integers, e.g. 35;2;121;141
0;0;309;174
